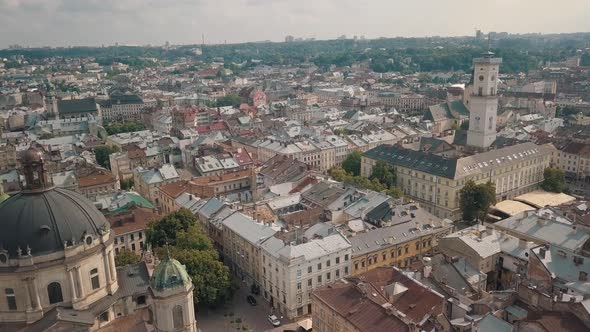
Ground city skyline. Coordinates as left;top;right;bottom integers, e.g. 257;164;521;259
0;0;589;48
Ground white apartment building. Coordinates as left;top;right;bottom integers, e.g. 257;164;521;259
260;233;352;319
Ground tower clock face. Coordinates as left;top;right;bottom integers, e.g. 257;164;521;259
479;75;484;81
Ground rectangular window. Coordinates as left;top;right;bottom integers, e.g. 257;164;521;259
335;257;340;264
344;267;349;275
5;288;16;310
90;268;100;290
326;260;331;267
336;269;340;277
327;272;331;280
308;279;312;287
297;282;302;290
317;275;322;283
344;254;349;261
308;266;312;273
317;263;322;270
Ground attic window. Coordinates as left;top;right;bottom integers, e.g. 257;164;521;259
39;225;51;232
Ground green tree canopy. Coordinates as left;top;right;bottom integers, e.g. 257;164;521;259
120;178;134;191
370;160;396;188
459;180;497;222
342;151;362;176
215;94;244;107
541;167;566;193
94;145;120;169
104;121;146;135
148;209;235;307
146;209;197;247
115;249;141;267
328;166;402;198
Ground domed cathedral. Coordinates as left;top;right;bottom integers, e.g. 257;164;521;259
0;148;197;332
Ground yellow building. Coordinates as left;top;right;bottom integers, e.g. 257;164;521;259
361;142;553;220
349;218;453;275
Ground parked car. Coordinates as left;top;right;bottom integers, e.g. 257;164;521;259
268;315;281;327
247;295;257;306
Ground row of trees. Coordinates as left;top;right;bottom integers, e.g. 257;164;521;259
331;151;403;198
104;121;146;135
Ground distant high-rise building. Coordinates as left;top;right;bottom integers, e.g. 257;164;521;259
285;35;294;43
466;52;502;149
475;29;484;39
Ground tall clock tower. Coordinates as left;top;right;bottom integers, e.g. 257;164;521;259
466;52;502;149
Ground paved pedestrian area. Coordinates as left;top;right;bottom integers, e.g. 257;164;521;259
197;283;291;332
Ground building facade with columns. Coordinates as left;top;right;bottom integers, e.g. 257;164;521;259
0;148;197;331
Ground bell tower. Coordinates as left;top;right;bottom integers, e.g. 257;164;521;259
21;147;54;192
466;52;502;149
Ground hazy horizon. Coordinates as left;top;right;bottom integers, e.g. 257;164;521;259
1;0;589;48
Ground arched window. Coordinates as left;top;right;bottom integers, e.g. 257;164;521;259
90;268;100;290
47;282;63;304
5;288;17;310
173;305;184;329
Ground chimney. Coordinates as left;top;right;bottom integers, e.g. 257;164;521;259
539;247;546;259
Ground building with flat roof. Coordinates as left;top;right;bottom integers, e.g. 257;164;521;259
492;208;590;254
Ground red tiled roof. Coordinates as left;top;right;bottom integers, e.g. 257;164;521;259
313;281;409;332
360;267;444;324
232;149;253;165
159;180;190;198
195;121;230;134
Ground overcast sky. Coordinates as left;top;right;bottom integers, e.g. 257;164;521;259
1;0;589;48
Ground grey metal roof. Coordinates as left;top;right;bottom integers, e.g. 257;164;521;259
363;144;458;179
222;212;277;245
116;262;150;298
0;187;110;256
495;208;590;252
350;218;452;256
57;98;98;114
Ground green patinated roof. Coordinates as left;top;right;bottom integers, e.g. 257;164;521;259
105;192;155;215
150;255;191;291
